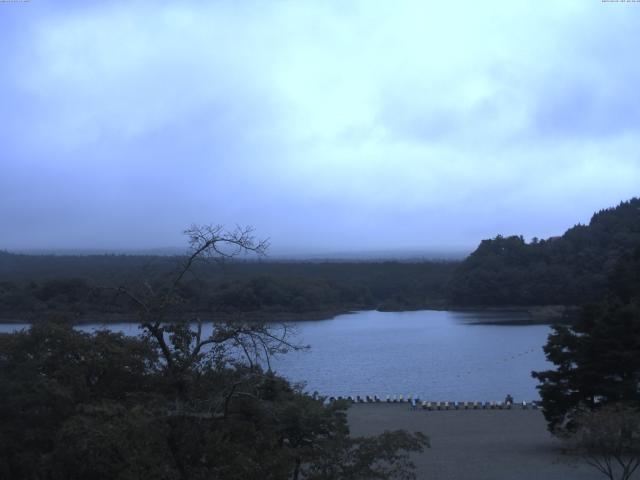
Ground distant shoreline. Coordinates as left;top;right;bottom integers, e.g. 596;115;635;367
449;304;580;325
0;304;578;325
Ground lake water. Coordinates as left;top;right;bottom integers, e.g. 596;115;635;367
0;310;553;402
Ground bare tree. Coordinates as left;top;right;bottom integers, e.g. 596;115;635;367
569;403;640;480
114;224;302;376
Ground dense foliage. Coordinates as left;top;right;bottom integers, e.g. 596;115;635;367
0;226;428;479
532;246;640;433
450;198;640;306
0;256;455;322
0;321;427;480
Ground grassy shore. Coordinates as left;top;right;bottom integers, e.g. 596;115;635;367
348;403;603;480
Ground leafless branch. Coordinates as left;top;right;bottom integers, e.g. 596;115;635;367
103;224;303;378
172;224;269;291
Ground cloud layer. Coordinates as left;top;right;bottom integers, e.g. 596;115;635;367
2;1;639;253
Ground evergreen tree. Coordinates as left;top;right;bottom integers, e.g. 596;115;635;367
532;247;640;432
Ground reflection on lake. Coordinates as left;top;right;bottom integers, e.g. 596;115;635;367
0;310;552;401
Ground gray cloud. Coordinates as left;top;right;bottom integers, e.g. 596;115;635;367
1;1;639;254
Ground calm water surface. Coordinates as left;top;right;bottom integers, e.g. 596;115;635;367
0;310;552;401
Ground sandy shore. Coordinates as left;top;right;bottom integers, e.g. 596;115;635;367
348;404;603;480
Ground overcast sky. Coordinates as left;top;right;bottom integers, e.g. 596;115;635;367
1;1;639;256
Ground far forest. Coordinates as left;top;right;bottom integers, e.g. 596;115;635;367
1;197;639;323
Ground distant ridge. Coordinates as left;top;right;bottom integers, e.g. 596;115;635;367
9;247;468;262
266;248;469;262
10;247;186;257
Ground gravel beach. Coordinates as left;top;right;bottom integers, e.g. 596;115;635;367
348;404;605;480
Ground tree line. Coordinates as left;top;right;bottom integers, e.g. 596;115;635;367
0;255;455;322
450;198;640;306
1;197;639;322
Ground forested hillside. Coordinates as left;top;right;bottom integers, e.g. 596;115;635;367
449;198;640;306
